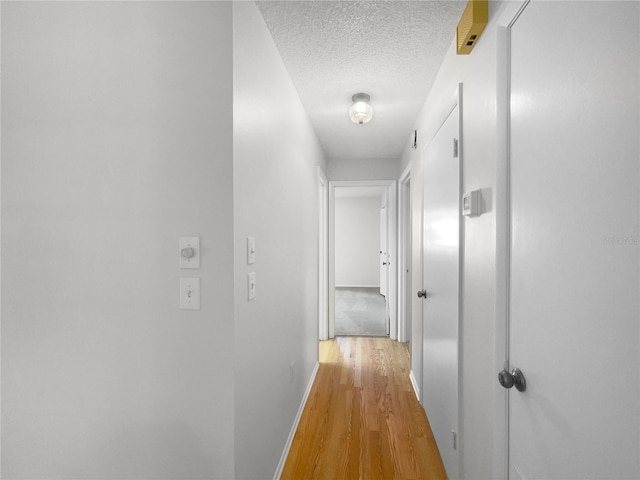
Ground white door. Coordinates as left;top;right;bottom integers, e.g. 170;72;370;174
380;205;388;297
421;103;460;479
506;2;639;479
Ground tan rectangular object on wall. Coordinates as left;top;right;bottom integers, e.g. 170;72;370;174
456;0;488;55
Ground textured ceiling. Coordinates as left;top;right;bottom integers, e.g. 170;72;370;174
256;0;467;161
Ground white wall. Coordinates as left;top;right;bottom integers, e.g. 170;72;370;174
328;157;399;181
233;3;326;478
335;196;381;287
1;2;234;478
401;2;503;478
403;1;640;478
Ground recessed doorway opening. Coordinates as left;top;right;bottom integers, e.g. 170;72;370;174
327;180;397;340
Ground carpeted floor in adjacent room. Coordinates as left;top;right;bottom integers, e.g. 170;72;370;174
334;287;388;336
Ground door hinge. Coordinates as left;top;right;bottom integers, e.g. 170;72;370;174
453;138;459;158
452;430;457;450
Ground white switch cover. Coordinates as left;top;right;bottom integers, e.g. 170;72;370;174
180;278;200;310
247;272;256;300
179;236;200;269
247;236;256;265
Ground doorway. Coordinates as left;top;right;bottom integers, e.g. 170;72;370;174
327;180;397;339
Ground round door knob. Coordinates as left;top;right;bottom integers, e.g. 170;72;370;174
417;290;427;298
498;368;526;392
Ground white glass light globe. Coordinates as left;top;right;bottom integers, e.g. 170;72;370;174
349;93;373;124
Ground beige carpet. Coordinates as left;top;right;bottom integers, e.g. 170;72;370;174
335;287;388;336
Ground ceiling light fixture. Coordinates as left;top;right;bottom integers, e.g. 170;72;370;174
349;93;373;125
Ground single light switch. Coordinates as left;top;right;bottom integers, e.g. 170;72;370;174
247;272;256;300
179;236;200;269
180;278;200;310
247;236;256;265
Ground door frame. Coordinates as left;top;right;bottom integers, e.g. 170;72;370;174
398;165;412;343
494;1;530;478
328;179;397;339
318;167;329;341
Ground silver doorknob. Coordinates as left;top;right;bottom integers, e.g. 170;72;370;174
417;290;427;298
498;368;526;392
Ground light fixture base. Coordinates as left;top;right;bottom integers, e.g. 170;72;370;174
351;93;370;103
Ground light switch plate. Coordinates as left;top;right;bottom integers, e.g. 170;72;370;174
180;278;200;310
179;236;200;269
247;272;256;300
247;236;256;265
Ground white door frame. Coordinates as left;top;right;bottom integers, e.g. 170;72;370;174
328;179;397;339
494;1;530;478
318;167;329;341
398;165;412;343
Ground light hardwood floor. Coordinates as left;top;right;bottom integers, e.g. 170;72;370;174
281;337;446;480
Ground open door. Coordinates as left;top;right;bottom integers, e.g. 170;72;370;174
380;205;388;297
502;2;639;478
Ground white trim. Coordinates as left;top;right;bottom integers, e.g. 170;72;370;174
329;180;397;339
318;167;329;341
456;83;465;480
397;165;411;343
335;285;381;289
273;361;320;480
409;370;421;401
493;2;530;479
328;184;336;339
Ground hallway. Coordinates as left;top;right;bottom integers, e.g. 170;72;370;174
281;337;445;480
2;1;638;478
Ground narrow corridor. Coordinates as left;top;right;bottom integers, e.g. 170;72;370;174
281;337;445;479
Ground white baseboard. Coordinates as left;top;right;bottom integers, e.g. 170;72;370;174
273;361;320;480
409;369;421;402
335;285;380;289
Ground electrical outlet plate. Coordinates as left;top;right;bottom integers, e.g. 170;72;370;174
179;236;200;269
179;278;200;310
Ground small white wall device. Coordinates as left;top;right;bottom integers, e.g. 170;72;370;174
179;236;200;269
462;190;481;217
247;236;256;265
179;277;200;310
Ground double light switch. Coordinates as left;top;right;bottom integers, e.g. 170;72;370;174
247;237;256;300
180;236;200;310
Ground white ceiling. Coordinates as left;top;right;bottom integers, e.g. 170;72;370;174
256;0;467;161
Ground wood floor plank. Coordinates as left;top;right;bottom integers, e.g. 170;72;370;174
281;337;447;480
